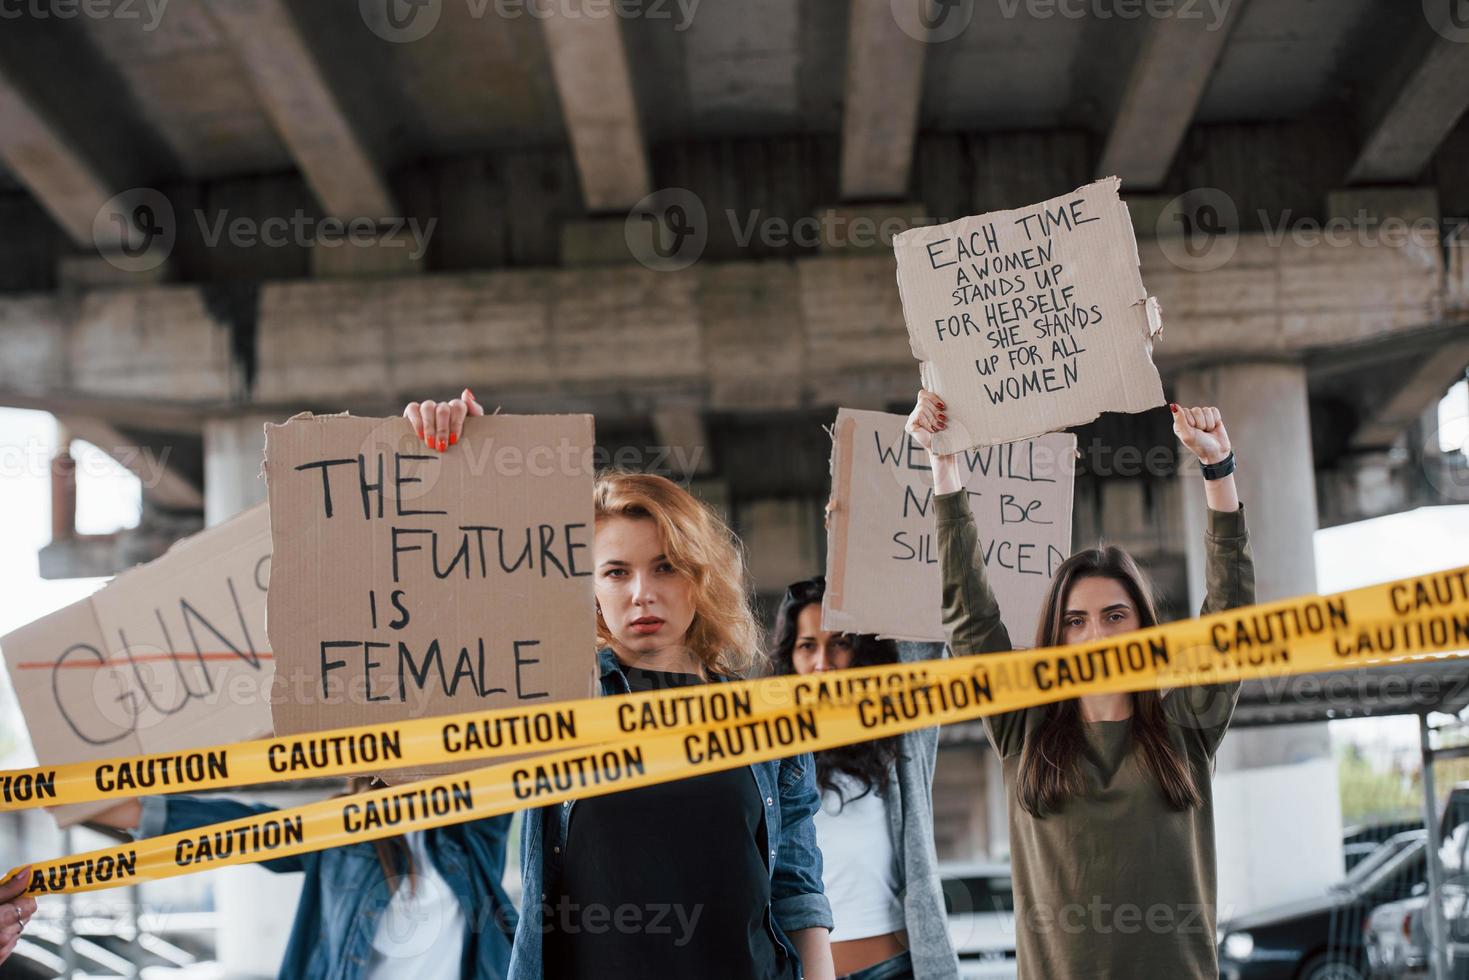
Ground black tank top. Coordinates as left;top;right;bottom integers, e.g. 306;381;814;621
542;665;794;979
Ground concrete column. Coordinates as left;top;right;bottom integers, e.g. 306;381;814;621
1173;362;1344;915
204;416;273;527
203;413;293;976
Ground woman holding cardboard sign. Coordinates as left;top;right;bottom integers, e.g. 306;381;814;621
906;388;1251;980
406;389;836;980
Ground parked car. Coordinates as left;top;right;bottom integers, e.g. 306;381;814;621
1219;830;1428;980
1348;820;1425;872
1366;865;1469;978
940;862;1018;979
1365;885;1435;979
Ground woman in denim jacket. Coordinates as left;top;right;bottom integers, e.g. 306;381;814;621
406;390;835;980
89;787;516;979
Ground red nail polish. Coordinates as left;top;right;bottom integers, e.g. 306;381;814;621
465;388;475;400
449;433;457;446
438;439;447;452
1169;403;1179;413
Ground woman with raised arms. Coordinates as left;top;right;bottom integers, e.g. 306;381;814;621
906;389;1253;980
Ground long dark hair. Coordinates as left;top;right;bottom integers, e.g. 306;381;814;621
769;577;901;807
1016;548;1203;818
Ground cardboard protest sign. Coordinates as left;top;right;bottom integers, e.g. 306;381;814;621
823;409;1074;645
2;503;273;825
894;176;1165;452
263;413;598;783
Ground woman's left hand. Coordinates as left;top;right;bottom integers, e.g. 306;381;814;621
1171;404;1231;465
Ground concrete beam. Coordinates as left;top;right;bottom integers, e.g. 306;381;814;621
55;415;204;513
0;68;120;249
201;0;396;219
839;0;927;200
539;1;651;213
38;527;196;581
1349;31;1469;185
1095;2;1246;191
1349;339;1469;450
0;232;1457;417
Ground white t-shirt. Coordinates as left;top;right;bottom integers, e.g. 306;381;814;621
363;831;465;980
813;774;904;942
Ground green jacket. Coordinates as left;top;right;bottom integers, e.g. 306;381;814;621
933;489;1255;980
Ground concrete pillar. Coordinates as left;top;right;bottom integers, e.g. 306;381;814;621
1173;362;1344;915
205;416;297;977
204;416;273;527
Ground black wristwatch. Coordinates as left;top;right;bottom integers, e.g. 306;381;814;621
1200;451;1236;481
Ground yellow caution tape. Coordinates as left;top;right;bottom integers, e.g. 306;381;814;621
4;566;1468;894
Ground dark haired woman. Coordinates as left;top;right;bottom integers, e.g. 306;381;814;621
770;577;959;980
906;389;1252;980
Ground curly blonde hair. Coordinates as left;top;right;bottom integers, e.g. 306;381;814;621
593;471;763;678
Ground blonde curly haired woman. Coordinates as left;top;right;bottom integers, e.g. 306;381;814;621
405;389;835;980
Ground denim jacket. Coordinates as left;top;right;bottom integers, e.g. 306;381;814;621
134;795;516;980
507;648;833;979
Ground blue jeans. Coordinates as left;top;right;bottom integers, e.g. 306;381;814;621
839;951;914;980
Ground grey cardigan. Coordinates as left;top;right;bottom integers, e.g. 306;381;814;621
881;640;961;980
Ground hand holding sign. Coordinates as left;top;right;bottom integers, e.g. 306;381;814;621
904;388;949;451
404;387;484;452
263;410;597;785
